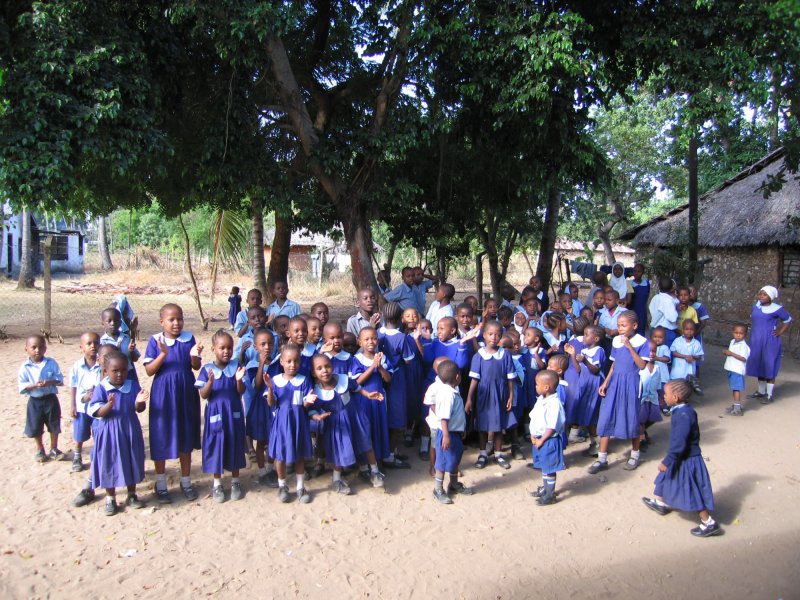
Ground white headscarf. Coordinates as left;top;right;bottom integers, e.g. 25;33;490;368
760;285;778;301
609;262;628;299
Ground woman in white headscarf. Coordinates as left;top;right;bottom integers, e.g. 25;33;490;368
746;285;792;403
608;262;633;306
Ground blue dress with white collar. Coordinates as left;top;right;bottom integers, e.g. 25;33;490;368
266;374;313;463
196;361;246;474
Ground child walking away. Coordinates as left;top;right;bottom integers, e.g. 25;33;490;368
430;360;474;504
529;370;566;506
746;285;792;404
465;321;517;470
724;324;750;416
87;351;148;516
669;320;704;395
143;304;203;503
264;344;316;503
228;286;242;329
18;334;64;462
642;380;721;537
590;311;649;473
310;355;386;494
69;333;101;473
196;331;248;503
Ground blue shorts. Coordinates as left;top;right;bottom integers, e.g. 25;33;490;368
727;371;745;392
532;436;565;474
434;429;464;473
73;412;93;443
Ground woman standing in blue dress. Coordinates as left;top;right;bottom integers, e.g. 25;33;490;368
745;285;792;404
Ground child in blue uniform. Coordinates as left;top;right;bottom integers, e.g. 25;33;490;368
529;370;565;506
629;264;650;335
18;334;64;462
264;344;316;504
465;321;516;470
143;303;203;503
100;307;140;383
642;380;721;537
228;286;241;329
69;332;101;473
638;340;663;450
650;327;672;415
234;289;263;338
87;351;148;516
310;354;386;494
577;325;605;458
563;317;589;443
321;322;353;374
245;329;280;486
196;330;247;503
669;319;704;394
590;311;650;474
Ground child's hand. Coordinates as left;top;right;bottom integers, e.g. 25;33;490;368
772;329;783;337
369;313;381;328
598;383;607;397
311;411;331;422
372;352;384;367
135;389;148;410
320;340;334;354
157;336;169;355
263;374;272;390
464;400;473;414
506;396;513;411
128;339;136;352
685;356;695;363
83;387;94;403
107;392;116;406
367;391;384;401
621;335;633;348
564;343;575;356
206;368;215;382
191;343;204;358
303;393;317;406
241;341;252;352
532;437;543;449
235;366;246;382
71;406;78;418
441;431;451;450
658;462;668;473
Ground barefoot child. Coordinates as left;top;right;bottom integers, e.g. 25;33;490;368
529;370;565;506
18;334;64;463
723;324;750;416
69;332;101;473
642;380;721;537
87;351;148;516
143;304;203;503
196;331;247;503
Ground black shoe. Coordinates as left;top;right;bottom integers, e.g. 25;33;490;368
104;499;118;516
382;457;410;469
358;469;373;484
155;487;173;504
181;483;198;501
72;488;95;508
642;497;671;516
588;460;608;474
759;395;774;405
581;444;599;458
448;481;474;496
690;521;723;537
433;488;453;505
310;463;326;478
125;494;146;509
536;491;557;506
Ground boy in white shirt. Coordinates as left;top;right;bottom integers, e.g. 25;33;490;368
426;283;456;336
723;323;751;416
529;369;565;506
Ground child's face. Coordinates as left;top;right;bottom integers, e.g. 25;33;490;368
307;319;322;344
435;286;446;302
312;357;334;384
412;268;424;284
288;320;308;346
682;321;696;338
732;326;747;342
357;289;376;313
311;304;329;326
418;321;433;337
546;357;563;376
688;285;699;302
499;312;513;328
652;329;665;346
559;295;572;312
483;324;502;348
514;312;527;329
464;296;478;311
213;336;234;363
593;291;605;309
580;308;593;321
342;333;358;354
612;265;624;278
456;308;473;330
757;290;771;305
510;335;522;354
401;270;414;287
633;264;644;281
583;328;598;347
274;317;290;338
524;299;538;317
246;291;262;308
663;382;680;407
485;300;498;318
437;320;456;342
273;282;288;300
617;317;636;338
524;328;541;347
324;325;343;352
248;309;266;330
359;330;378;354
402;308;419;330
530;277;542;291
103;310;121;333
254;332;274;359
160;307;184;338
534;373;553;397
604;293;618;310
80;333;100;360
25;337;46;362
280;349;301;377
678;289;691;305
570;286;579;300
106;357;129;387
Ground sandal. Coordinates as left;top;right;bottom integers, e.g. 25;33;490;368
642;497;671;516
474;455;488;469
495;455;511;470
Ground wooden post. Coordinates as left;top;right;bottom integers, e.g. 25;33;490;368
475;252;485;309
688;135;699;283
42;235;53;340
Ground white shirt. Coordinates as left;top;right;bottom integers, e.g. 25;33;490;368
528;392;565;437
69;358;102;414
423;377;444;432
431;382;466;433
724;340;750;375
425;301;454;337
649;293;678;330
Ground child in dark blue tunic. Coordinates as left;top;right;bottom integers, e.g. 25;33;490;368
196;331;247;503
245;329;280;487
87;352;148;516
642;380;721;537
228;286;241;329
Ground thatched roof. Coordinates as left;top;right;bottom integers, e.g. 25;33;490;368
618;148;800;248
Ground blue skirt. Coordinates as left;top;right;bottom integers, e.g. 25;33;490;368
268;404;313;463
361;395;390;460
91;415;145;489
654;455;714;512
638;401;663;426
322;410;357;468
202;400;247;474
385;367;409;430
597;372;640;439
245;393;271;442
532;436;565;474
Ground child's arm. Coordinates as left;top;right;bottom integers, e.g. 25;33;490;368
622;337;647;369
506;379;514;411
238;341;251;365
532;428;555;448
235;366;246;395
197;369;215;400
598;363;615;396
464;379;478;414
439;417;451;450
254;355;269;390
358;388;384;402
71;387;78;418
263;375;275;407
144;337;169;377
377;364;392;383
94;391;116;419
671;351;694;363
564;344;581;374
128;338;140;363
135;390;148;413
723;349;748;362
532;348;547;369
189;342;203;370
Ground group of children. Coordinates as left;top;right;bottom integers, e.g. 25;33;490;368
17;272;792;536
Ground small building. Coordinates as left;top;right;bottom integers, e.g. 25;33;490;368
619;148;799;349
263;228;383;276
1;207;85;277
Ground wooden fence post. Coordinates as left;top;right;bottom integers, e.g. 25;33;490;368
42;235;53;340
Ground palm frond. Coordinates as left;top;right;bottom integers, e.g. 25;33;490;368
209;209;251;302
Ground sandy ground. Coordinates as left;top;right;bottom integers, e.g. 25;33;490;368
0;278;799;599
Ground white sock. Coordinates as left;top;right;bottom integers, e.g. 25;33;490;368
630;450;641;460
332;470;341;482
259;467;267;476
479;450;487;458
758;380;767;394
156;474;167;490
296;474;304;492
598;452;608;463
369;463;379;474
75;448;82;458
702;515;716;526
420;436;430;452
766;383;774;397
278;478;286;488
213;477;222;489
231;477;240;484
180;476;191;488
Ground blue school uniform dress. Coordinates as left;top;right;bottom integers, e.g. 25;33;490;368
112;295;135;335
563;336;586;425
267;374;313;463
326;351;353;375
510;353;526;422
314;374;372;467
350;353;391;460
746;301;792;380
654;403;714;512
529;392;565;474
597;334;650;440
630;278;651;335
577;345;605;427
522;346;547;412
243;355;281;442
669;337;703;379
422;338;469;387
143;332;201;460
404;338;424;423
100;331;140;383
542;329;566;354
378;327;416;430
69;357;102;443
87;378;145;489
469;348;518;432
228;294;241;327
638;366;663;426
196;362;246;474
234;331;258;365
432;383;467;474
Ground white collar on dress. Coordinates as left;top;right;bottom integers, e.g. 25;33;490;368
756;301;783;314
379;327;402;336
273;373;306;387
156;331;192;346
314;374;351;399
477;347;506;360
101;377;132;393
354;351;387;368
612;333;647;348
327;351;351;361
203;360;239;378
301;343;316;357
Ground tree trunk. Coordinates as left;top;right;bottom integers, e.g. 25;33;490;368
16;206;35;289
688;135;699;284
98;214;114;270
536;179;561;295
251;196;268;296
475;252;486;309
341;204;379;295
383;238;398;287
597;222;617;265
499;225;518;283
266;212;292;302
178;214;208;330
